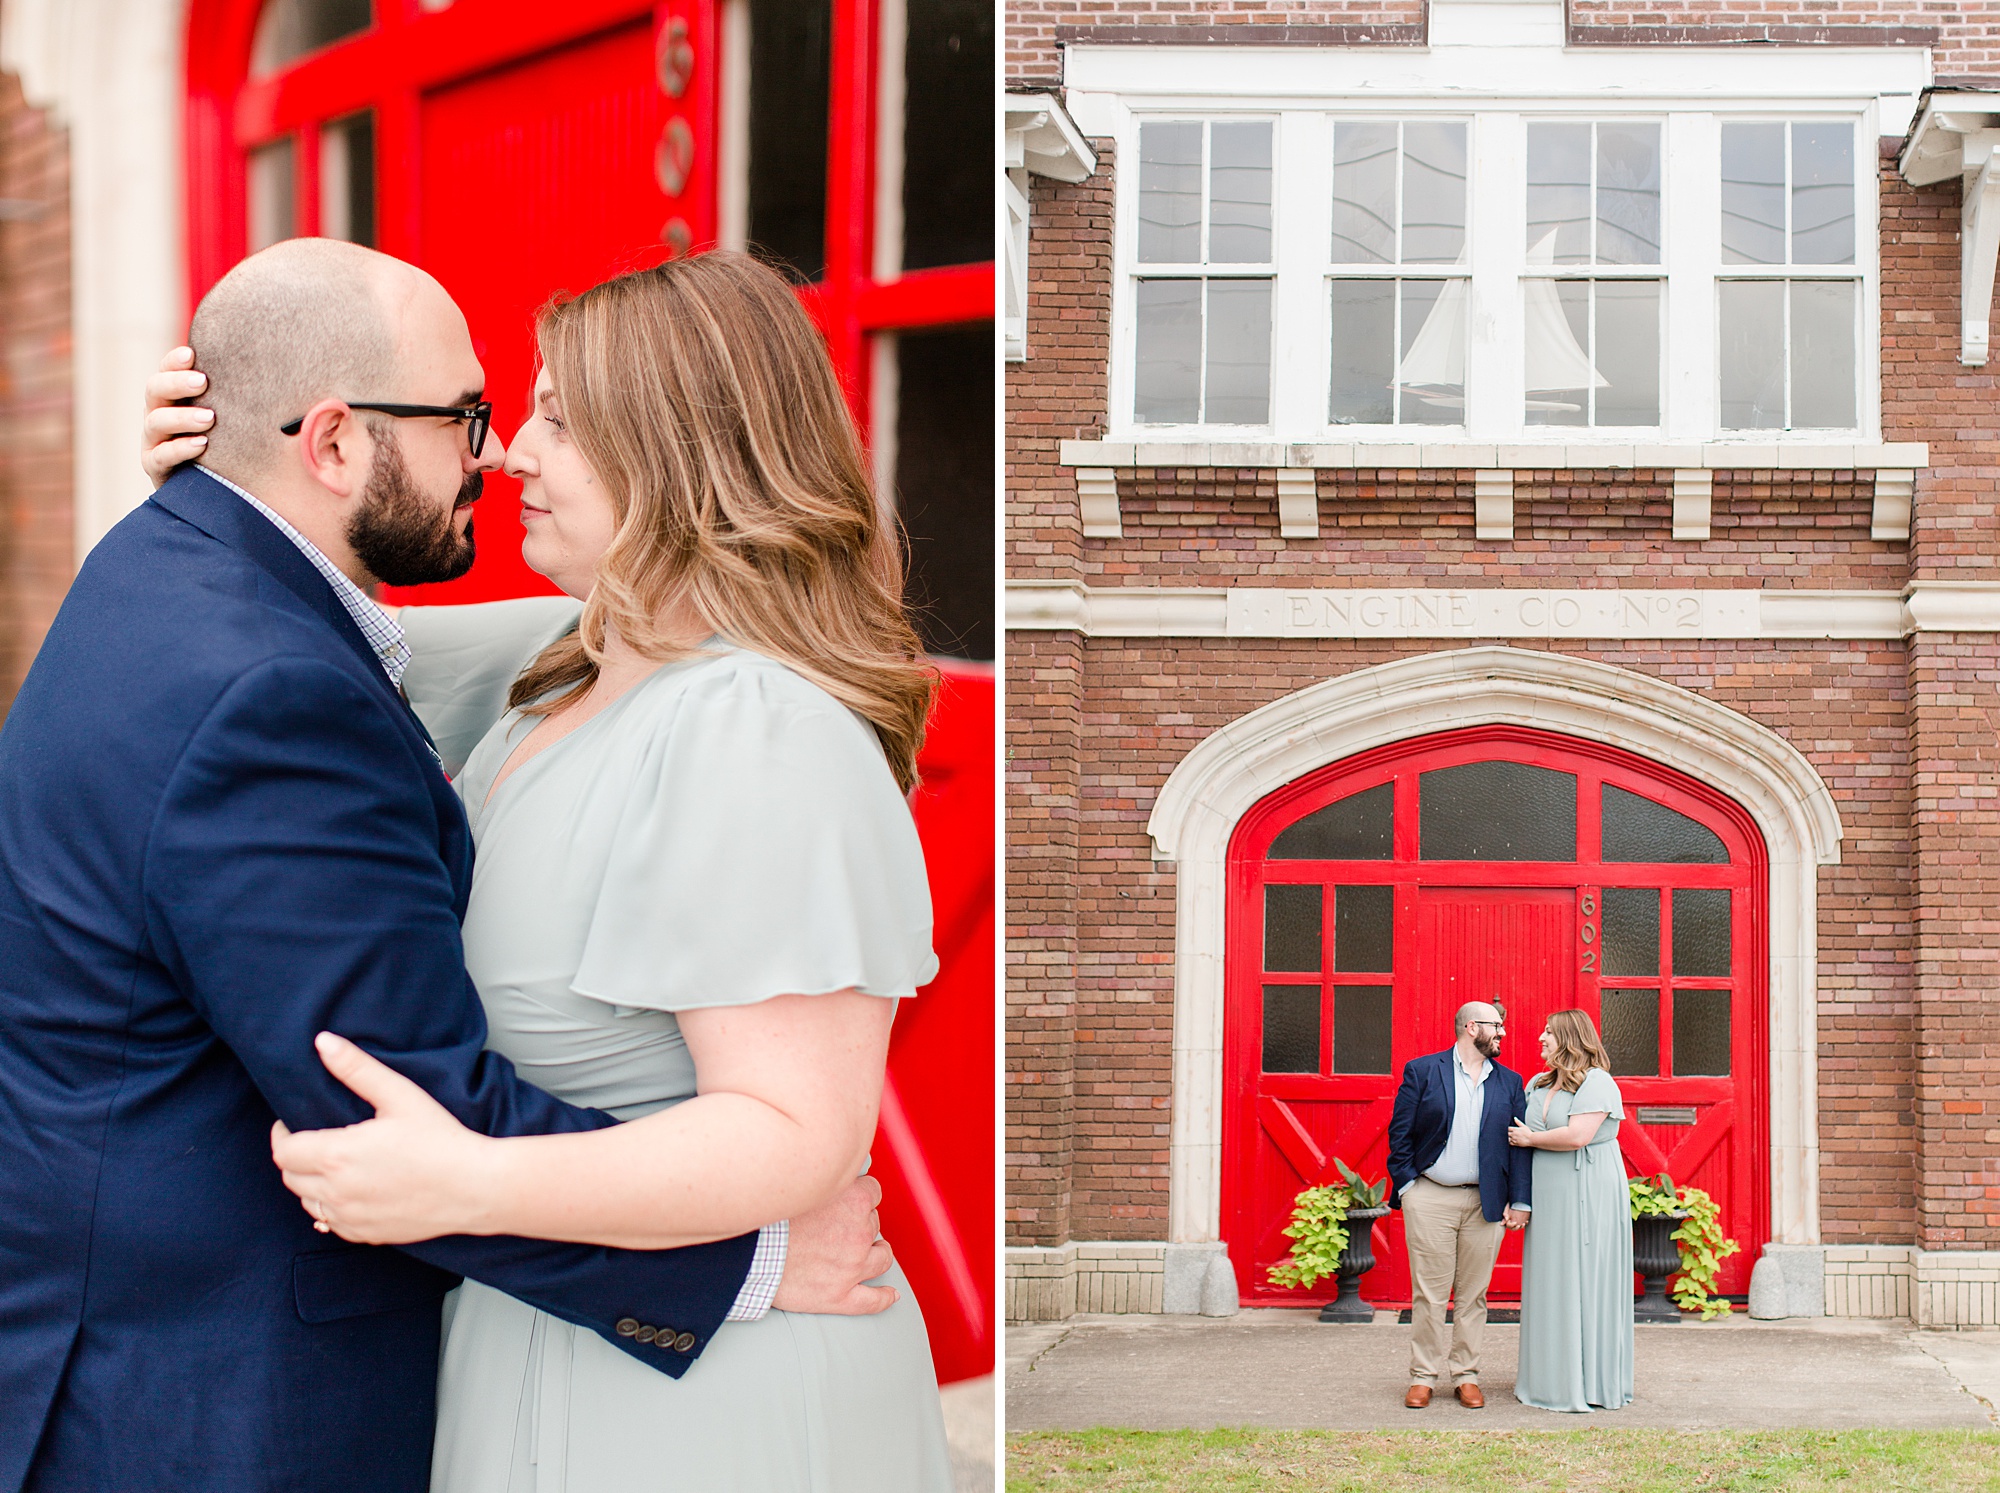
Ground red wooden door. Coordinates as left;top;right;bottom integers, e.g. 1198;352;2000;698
1223;725;1768;1310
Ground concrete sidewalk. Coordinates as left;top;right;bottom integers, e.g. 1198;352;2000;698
1006;1312;2000;1432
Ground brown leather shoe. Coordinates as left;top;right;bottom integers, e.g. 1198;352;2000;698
1455;1382;1485;1409
1404;1384;1433;1409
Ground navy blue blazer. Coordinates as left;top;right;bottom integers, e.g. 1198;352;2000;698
0;468;757;1493
1385;1048;1533;1224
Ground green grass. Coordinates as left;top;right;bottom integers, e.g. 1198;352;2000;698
1006;1429;2000;1492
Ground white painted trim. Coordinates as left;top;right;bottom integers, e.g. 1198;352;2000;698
1006;582;1941;639
1056;437;1929;469
1142;646;1841;1247
0;0;189;564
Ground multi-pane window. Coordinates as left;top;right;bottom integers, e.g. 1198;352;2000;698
1523;122;1662;427
1718;121;1859;430
1328;121;1469;426
1118;108;1872;441
1133;119;1275;425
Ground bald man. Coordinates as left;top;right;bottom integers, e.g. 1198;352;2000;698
1385;1000;1533;1410
0;240;886;1493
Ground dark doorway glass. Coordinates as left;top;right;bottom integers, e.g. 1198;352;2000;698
1333;986;1393;1074
1672;889;1732;977
1601;784;1728;864
748;0;833;282
321;111;375;249
1333;885;1394;972
900;0;992;270
1600;886;1660;977
1263;885;1322;973
1269;782;1393;860
1418;761;1577;861
253;0;372;74
893;325;992;659
1601;988;1660;1075
1672;989;1732;1075
1263;986;1320;1073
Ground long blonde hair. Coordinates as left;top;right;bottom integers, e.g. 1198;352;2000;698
507;251;934;790
1530;1008;1613;1095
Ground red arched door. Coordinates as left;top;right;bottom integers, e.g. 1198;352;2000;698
1223;725;1768;1309
182;0;994;1380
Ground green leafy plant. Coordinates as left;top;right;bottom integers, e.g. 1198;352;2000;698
1266;1160;1389;1291
1629;1172;1740;1319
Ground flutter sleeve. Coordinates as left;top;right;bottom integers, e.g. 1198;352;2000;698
1575;1067;1625;1120
397;597;582;775
569;657;938;1012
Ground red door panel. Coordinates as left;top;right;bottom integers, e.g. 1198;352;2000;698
1224;726;1768;1311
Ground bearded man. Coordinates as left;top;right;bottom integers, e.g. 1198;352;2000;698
1385;999;1533;1412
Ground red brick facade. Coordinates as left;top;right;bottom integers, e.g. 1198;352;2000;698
1004;2;2000;1294
0;59;73;718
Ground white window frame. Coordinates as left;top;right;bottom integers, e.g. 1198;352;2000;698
1100;97;1884;448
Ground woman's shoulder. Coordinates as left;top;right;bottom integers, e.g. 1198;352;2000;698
629;644;893;778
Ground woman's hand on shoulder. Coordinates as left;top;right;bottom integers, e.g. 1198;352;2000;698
142;346;214;487
270;1032;501;1245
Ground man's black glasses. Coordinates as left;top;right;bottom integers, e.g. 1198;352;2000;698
279;401;493;458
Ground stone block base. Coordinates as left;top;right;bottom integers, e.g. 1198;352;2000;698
1824;1247;2000;1325
1005;1242;1167;1321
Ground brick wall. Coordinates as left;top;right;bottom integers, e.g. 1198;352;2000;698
0;62;73;719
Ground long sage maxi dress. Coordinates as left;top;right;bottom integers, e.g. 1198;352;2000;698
398;600;955;1493
1513;1067;1634;1413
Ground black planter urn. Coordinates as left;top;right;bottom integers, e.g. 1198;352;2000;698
1317;1206;1390;1323
1631;1210;1689;1323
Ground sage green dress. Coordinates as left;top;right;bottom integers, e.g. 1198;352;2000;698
398;600;954;1493
1513;1067;1634;1413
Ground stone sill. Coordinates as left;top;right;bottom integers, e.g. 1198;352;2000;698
1058;439;1930;472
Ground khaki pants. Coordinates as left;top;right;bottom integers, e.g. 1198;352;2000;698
1402;1177;1506;1387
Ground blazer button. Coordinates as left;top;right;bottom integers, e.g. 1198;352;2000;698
615;1319;640;1337
634;1325;657;1344
672;1331;696;1353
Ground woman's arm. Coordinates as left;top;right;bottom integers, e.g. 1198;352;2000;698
272;989;895;1250
1506;1110;1608;1152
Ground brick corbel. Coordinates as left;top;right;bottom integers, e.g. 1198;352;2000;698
1275;468;1318;539
1474;470;1514;541
1076;468;1122;538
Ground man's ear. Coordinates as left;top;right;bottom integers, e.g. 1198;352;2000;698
289;399;372;500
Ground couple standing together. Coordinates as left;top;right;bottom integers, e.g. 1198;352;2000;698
0;239;952;1491
1387;1001;1636;1414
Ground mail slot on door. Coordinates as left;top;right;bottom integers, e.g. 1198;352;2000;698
1636;1106;1698;1126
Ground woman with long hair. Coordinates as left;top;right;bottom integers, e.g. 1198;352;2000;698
145;250;953;1490
1506;1008;1634;1413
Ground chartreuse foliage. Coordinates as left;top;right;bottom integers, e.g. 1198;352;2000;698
1629;1171;1740;1319
1266;1160;1388;1292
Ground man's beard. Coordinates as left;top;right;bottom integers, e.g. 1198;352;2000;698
1473;1031;1501;1060
346;435;480;587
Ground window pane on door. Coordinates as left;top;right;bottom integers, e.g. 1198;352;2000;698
1329;279;1396;423
1600;887;1661;977
1264;884;1322;972
900;0;993;270
1601;784;1729;864
248;138;297;252
1718;279;1785;429
1673;989;1732;1075
1672;889;1732;977
1333;985;1393;1074
1595;122;1661;265
748;0;833;281
1332;122;1397;264
1263;986;1320;1072
1134;279;1201;422
891;325;992;658
1791;122;1855;265
1721;121;1786;265
1269;782;1394;860
1204;279;1272;423
1208;122;1273;264
253;0;372;74
1601;988;1661;1075
1138;121;1203;264
320;111;375;248
1334;885;1394;972
1791;280;1856;428
1418;761;1578;861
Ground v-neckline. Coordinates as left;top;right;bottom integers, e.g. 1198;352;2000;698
475;667;658;815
